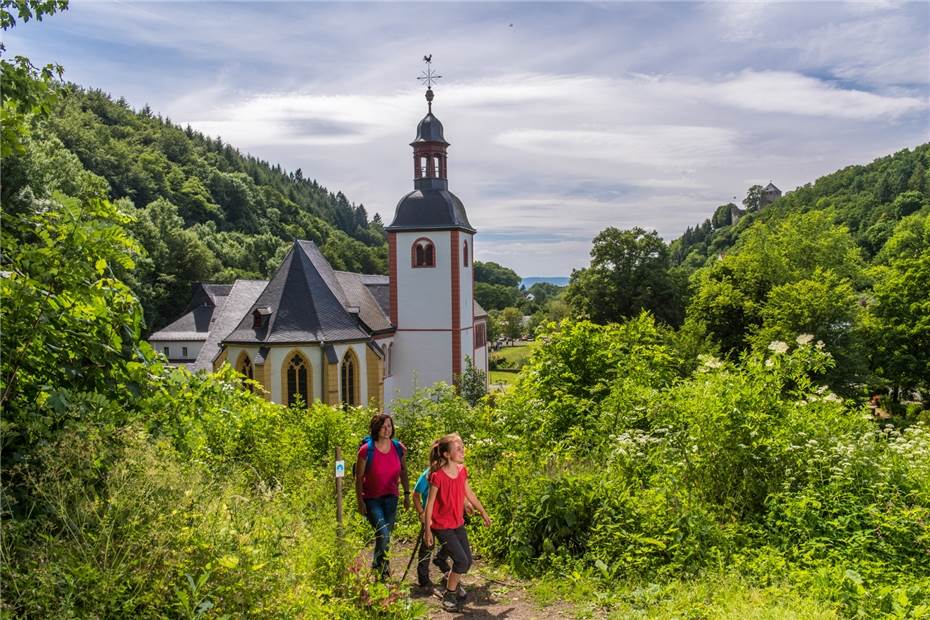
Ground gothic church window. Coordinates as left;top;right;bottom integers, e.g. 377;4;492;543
285;353;309;406
463;240;469;267
412;238;435;268
238;354;254;392
341;349;359;407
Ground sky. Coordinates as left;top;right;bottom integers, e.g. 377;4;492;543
6;1;929;276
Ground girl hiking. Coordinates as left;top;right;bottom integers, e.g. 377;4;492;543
424;433;492;612
355;413;410;579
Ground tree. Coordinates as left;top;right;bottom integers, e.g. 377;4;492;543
1;0;68;158
749;269;865;391
474;261;520;288
460;356;487;406
523;281;563;313
130;198;222;330
688;211;866;358
566;227;683;326
742;184;763;212
475;281;521;311
501;307;524;341
864;212;930;398
711;203;741;229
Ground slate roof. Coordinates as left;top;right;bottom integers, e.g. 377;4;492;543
335;271;393;333
191;279;267;371
223;241;369;345
412;111;448;145
763;182;781;193
186;283;232;311
473;300;488;319
150;282;232;341
387;188;475;232
150;309;213;340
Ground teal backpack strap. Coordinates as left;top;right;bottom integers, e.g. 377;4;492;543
364;436;375;474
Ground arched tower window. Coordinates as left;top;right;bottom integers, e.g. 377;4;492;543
411;238;435;268
341;349;359;407
285;352;310;407
463;240;469;267
237;352;254;392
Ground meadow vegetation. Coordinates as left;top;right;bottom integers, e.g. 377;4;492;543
3;3;929;616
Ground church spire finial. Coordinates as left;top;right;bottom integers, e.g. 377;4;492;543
418;54;441;112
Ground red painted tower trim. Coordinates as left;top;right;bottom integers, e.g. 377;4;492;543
451;230;461;382
388;232;398;327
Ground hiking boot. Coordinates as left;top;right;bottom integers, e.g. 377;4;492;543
455;584;467;603
441;589;462;612
417;576;435;588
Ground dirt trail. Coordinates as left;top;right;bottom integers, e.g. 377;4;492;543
385;543;578;620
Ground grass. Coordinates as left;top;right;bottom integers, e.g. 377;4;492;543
491;344;532;366
489;370;517;386
529;571;840;619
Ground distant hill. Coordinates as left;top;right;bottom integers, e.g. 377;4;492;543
670;144;929;271
45;86;388;331
522;276;569;289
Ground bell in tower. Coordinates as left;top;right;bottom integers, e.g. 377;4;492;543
412;86;450;189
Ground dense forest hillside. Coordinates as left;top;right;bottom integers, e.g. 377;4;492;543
670;145;929;269
40;86;389;331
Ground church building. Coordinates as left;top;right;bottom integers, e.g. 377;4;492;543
149;82;489;411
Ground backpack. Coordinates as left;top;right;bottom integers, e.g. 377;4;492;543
353;435;405;478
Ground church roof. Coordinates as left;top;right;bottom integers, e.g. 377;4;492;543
335;271;393;333
474;300;488;319
192;279;267;371
763;182;781;192
223;240;369;345
412;111;448;145
149;282;232;341
386;188;475;232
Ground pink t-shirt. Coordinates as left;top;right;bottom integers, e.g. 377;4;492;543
358;441;405;498
429;465;467;530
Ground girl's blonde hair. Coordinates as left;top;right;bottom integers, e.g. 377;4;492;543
429;433;461;472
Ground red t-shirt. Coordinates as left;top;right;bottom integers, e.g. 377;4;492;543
358;441;405;498
429;465;467;530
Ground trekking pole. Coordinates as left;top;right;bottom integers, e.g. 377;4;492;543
401;523;424;582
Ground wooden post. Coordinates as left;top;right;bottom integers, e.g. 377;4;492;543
335;447;345;542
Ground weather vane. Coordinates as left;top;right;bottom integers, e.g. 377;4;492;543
418;55;442;90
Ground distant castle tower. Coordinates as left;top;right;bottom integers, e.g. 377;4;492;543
761;182;782;207
385;59;482;399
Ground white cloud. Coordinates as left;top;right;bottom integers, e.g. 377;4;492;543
703;70;926;119
495;126;741;167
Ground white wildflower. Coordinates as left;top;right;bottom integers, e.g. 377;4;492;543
768;341;789;354
796;334;814;345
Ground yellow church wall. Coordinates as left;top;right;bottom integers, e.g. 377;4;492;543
366;345;383;410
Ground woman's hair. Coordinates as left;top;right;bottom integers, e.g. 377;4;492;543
429;433;461;472
369;413;394;439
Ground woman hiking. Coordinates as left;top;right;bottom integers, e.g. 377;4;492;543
423;433;492;612
355;413;410;579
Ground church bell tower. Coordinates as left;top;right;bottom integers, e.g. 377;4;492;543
386;58;477;401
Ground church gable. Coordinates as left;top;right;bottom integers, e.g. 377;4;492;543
223;240;368;345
